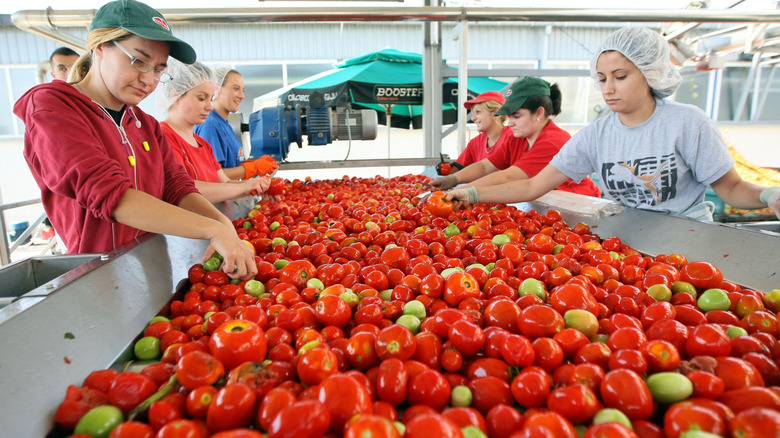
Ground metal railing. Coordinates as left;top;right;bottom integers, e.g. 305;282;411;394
0;198;56;266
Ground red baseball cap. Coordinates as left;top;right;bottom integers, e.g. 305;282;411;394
464;90;506;110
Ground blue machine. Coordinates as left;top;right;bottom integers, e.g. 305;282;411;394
248;98;378;161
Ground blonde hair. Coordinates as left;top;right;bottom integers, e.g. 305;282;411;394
481;100;508;124
68;28;132;83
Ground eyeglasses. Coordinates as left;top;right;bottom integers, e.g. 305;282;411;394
112;41;173;83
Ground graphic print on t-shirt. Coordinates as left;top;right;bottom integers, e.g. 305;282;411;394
601;153;677;207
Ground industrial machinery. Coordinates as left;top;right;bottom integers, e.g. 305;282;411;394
249;91;378;161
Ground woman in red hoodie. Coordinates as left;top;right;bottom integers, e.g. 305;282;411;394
13;0;257;279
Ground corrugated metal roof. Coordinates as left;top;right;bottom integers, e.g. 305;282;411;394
1;20;627;65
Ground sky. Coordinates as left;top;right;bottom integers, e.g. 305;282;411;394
4;0;777;15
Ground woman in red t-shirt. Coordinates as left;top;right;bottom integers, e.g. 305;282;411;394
444;91;512;172
431;76;600;197
158;60;274;203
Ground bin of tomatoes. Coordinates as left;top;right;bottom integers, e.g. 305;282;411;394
49;174;780;438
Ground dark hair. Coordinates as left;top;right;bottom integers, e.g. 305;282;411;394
49;47;79;62
520;83;562;117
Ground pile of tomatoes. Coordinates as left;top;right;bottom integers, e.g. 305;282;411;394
52;174;780;438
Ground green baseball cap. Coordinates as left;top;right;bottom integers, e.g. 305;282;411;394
90;0;196;64
495;76;551;116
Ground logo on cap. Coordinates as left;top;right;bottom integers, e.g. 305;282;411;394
506;90;512;96
153;17;170;31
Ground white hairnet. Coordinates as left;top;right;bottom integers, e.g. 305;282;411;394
155;59;217;110
590;27;682;98
212;65;241;99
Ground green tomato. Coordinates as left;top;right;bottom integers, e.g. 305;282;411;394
134;336;161;361
646;372;693;404
672;280;697;297
450;385;473;407
244;279;265;297
465;263;488;273
552;244;564;255
564;309;599;339
269;221;281;231
271;237;288;248
491;234;510;247
203;257;222;272
592;408;633;430
518;278;546;301
242;221;252;230
697;288;731;312
444;224;460;237
379;288;393;302
726;326;749;338
763;289;780;313
393;421;406;436
679;432;724;438
74;405;124;438
149;316;170;324
396;314;421;334
273;259;290;270
646;284;672;302
440;267;464;279
340;291;359;309
484;262;495;272
461;426;488;438
403;300;427;319
306;278;325;291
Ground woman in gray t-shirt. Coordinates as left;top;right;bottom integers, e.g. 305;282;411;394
445;27;780;221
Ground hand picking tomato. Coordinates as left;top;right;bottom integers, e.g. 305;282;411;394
427;191;454;218
267;178;285;196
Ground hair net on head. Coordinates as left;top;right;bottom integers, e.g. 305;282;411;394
155;59;217;110
212;65;240;98
590;27;682;98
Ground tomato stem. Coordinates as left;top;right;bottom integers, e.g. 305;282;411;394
126;374;178;421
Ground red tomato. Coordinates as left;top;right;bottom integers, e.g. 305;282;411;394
208;320;267;371
375;324;416;361
108;371;158;414
486;404;525;438
277;259;316;290
729;407;780;438
226;361;278;400
376;358;408;406
148;400;183;431
267;400;331;438
584;422;639;438
108;421;154;438
468;376;513;416
404;413;464;438
297;346;338;386
640;339;681;373
443;271;480;307
155;419;204;438
522;411;577;438
267;178;284;196
663;401;725;438
317;374;373;433
441;407;487;433
427;192;455;218
344;414;401;438
408;369;452;411
510;366;551;408
547;383;600;424
679;261;723;289
520;305;564;338
256;388;296;432
714;356;765;391
206;384;257;432
718;386;780;413
599;369;654;421
186;385;217;419
448;319;486;357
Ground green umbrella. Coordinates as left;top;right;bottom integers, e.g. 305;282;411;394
262;48;507;129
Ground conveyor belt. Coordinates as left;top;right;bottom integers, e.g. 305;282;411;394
0;193;777;436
